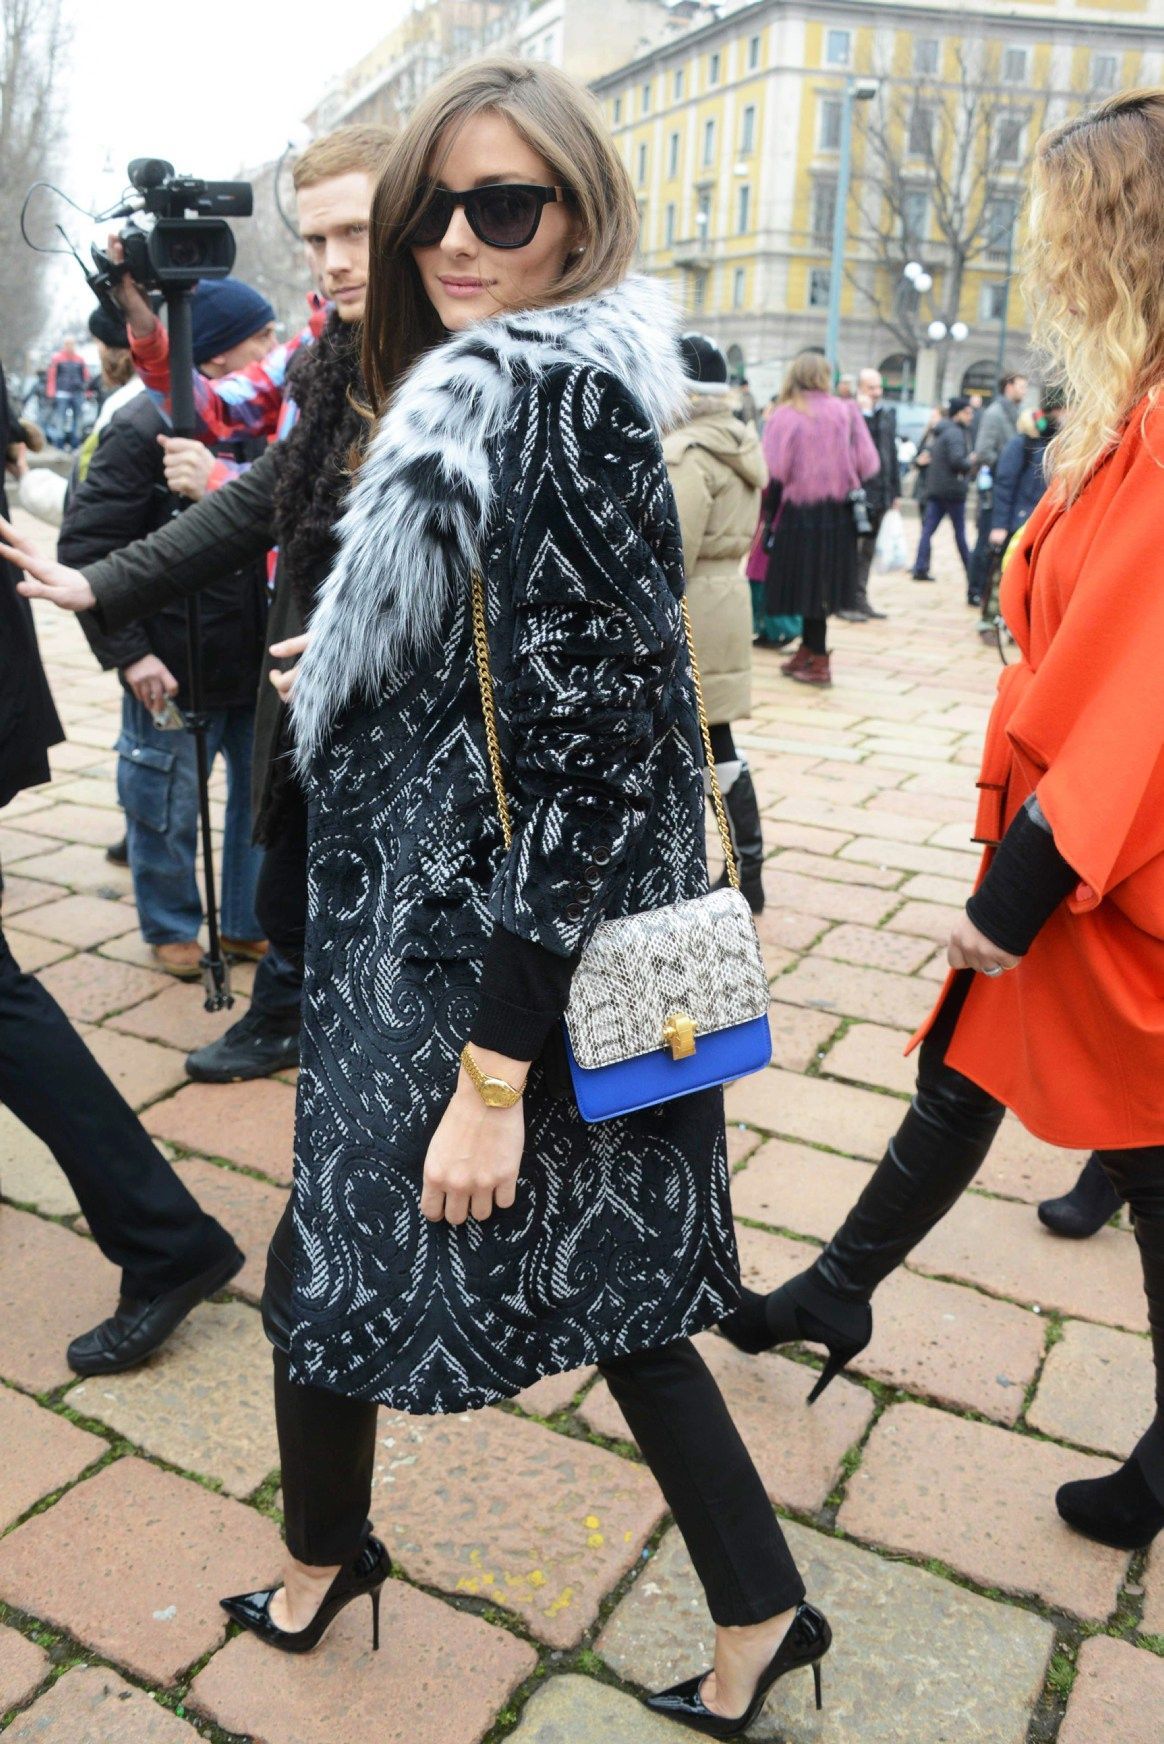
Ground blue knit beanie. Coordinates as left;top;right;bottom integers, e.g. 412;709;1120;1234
190;279;276;366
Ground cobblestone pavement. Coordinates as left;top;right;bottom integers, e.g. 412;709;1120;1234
2;506;1161;1743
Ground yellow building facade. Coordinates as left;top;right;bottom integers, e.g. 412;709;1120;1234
592;0;1164;401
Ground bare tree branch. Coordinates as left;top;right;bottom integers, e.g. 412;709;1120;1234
0;0;69;375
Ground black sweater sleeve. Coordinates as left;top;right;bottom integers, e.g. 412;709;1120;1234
965;797;1080;956
468;924;579;1059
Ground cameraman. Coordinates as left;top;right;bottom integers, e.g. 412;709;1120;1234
58;280;277;978
12;125;393;1084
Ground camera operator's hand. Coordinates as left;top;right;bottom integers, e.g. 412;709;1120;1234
123;654;179;714
158;435;215;502
269;634;310;704
104;234;159;340
0;516;96;612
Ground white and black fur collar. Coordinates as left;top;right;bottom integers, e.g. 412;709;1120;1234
291;274;687;764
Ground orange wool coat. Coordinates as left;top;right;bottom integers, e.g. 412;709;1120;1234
916;399;1164;1148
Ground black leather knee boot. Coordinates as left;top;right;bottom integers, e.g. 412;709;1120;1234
712;761;765;913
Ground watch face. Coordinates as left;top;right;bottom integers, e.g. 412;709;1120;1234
481;1077;517;1109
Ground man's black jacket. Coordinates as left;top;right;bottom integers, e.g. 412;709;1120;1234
58;392;266;714
923;418;973;500
861;403;902;516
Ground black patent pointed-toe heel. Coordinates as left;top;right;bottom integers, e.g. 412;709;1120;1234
719;1268;872;1404
646;1601;832;1737
220;1533;391;1655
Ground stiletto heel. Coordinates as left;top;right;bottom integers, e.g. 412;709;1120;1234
720;1267;872;1405
221;1532;391;1655
646;1601;832;1737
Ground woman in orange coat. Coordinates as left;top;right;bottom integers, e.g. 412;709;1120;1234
722;89;1164;1553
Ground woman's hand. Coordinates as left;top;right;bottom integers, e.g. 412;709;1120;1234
0;517;96;612
947;913;1021;976
268;634;310;703
420;1050;528;1226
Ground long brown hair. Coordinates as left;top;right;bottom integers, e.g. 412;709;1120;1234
1029;89;1164;499
360;57;640;413
779;351;832;410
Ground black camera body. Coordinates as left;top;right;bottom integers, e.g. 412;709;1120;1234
848;486;874;538
89;157;253;306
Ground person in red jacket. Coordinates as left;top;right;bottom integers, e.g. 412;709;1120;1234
46;337;90;450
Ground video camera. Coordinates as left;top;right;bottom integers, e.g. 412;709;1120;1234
88;158;253;310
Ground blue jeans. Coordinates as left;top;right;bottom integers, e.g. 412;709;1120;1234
914;495;971;578
50;392;86;449
116;695;263;945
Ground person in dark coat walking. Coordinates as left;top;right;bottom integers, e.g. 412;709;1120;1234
58;279;276;978
911;396;974;582
0;361;243;1377
838;365;900;621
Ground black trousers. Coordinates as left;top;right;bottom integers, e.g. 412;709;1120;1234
815;971;1164;1484
250;782;308;1023
0;921;235;1300
264;1209;804;1626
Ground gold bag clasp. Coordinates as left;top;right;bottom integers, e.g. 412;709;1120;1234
662;1012;697;1061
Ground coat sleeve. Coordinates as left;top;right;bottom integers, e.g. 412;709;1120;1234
490;366;683;962
990;436;1023;534
59;418;161;671
83;444;278;633
849;403;881;483
666;442;714;579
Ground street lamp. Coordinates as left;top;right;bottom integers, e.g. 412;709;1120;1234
825;76;880;370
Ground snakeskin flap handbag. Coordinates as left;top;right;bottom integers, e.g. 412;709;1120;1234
471;573;773;1122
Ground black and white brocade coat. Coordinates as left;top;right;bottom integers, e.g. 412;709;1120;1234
287;277;741;1410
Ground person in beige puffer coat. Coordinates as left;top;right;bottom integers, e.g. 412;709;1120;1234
665;333;767;912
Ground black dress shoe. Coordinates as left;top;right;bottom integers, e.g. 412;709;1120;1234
835;608;870;622
221;1534;392;1654
67;1247;245;1376
105;836;129;866
186;1006;300;1083
646;1602;831;1736
1056;1453;1164;1551
1038;1153;1123;1238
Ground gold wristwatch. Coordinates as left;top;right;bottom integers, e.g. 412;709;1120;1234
459;1044;526;1109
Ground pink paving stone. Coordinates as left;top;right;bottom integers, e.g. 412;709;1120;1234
10;842;129;894
0;1105;82;1215
579;1332;873;1514
106;979;251;1053
0;1387;106;1529
725;1066;901;1160
171;1158;286;1303
512;1366;596;1416
731;1138;873;1240
16;802;131;847
775;956;935;1031
840;837;979;881
0;1210;115;1392
1;929;74;973
885;898;965;941
759;866;898;926
14;893;137;949
767;1002;839;1073
974;1120;1090;1207
726;1124;762;1167
191;1581;537;1744
73;1024;189;1110
0;876;70;917
773;850;903;888
814;923;934;974
0;825;47;863
911;1192;1147;1331
1027;1320;1156;1459
1058;1636;1164;1744
0;1458;282;1685
4;1665;204;1742
753;905;826;955
838;1402;1128;1620
822;1022;916;1095
762;820;854;855
1142;1540;1164;1635
733;1224;1044;1423
36;953;162;1023
144;1080;296;1183
0;1623;48;1715
370;1404;664;1648
899;871;977;906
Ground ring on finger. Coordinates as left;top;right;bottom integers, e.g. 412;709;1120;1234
981;965;1006;977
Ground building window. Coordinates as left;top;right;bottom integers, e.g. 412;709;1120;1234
915;38;940;76
740;105;756;154
1092;52;1118;91
668;131;680;178
613;96;623;125
665;202;676;248
984;194;1018;260
703;117;716;167
733;267;746;309
709;51;721;86
696;186;713;241
902;188;929;242
809;267;832;308
980;282;1007;321
908;103;935;158
737;184;751;233
994;112;1025;164
825;28;851;67
637;142;648;185
811;180;837;248
1001;46;1028;85
748;34;761;71
674;68;685;100
641;81;652;115
819;96;842;151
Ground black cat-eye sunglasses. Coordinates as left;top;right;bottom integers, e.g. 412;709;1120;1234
408;183;571;250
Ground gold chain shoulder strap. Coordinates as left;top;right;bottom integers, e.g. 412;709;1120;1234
469;570;739;889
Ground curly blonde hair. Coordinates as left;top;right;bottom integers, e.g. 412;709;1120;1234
1028;89;1164;499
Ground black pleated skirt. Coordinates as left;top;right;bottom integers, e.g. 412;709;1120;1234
764;499;858;620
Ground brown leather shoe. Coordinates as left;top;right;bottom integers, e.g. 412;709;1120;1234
222;937;269;962
789;653;833;687
780;643;813;678
150;941;203;979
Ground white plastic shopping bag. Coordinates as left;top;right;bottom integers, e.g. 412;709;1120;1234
874;506;909;572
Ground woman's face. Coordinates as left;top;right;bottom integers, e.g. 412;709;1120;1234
411;110;578;331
